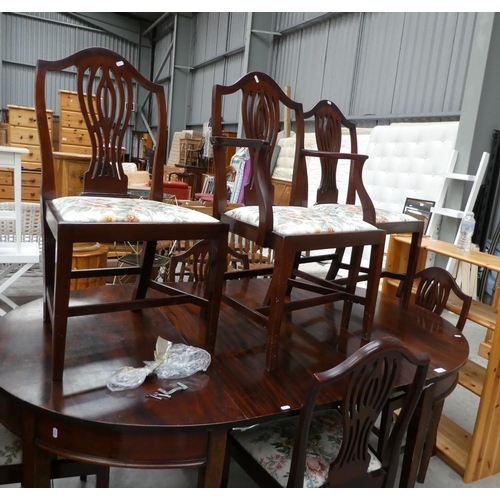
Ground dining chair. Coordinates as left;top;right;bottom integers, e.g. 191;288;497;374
35;47;228;380
0;418;109;487
378;266;472;483
295;99;425;305
222;337;430;488
211;72;386;372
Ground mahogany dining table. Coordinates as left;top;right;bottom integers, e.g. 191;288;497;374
0;279;469;487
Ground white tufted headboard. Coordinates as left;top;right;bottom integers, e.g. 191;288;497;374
361;122;459;215
273;122;459;214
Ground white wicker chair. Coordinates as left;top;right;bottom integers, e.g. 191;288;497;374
0;202;42;315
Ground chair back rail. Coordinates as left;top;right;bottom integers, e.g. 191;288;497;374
397;266;472;331
302;99;375;224
211;72;306;246
288;337;429;488
35;47;167;201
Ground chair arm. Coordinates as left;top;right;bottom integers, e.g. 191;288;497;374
302;150;376;225
211;137;274;246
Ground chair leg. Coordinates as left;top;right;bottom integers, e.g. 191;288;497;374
265;243;296;372
401;230;423;307
416;374;458;483
417;399;445;483
341;246;363;329
399;384;435;488
51;238;74;381
95;466;111;487
133;240;157;300
220;440;232;487
285;252;302;297
362;237;384;334
204;236;228;350
325;248;345;281
42;222;56;324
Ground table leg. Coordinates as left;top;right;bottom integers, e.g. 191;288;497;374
21;410;51;487
197;429;228;487
399;383;435;487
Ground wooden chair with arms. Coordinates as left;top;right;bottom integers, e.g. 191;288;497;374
378;266;472;483
35;47;228;381
222;337;430;488
295;99;424;305
211;72;386;372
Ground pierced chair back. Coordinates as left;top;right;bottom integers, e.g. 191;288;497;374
212;71;305;247
226;337;429;488
37;50;165;202
396;266;472;331
302;99;423;303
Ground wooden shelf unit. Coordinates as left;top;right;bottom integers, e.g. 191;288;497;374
384;234;500;483
58;90;93;155
1;105;54;203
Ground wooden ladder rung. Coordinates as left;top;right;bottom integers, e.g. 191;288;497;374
436;414;471;476
458;359;486;396
446;295;497;330
478;341;492;360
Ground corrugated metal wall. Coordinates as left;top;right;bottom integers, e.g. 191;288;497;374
189;12;247;128
151;12;476;133
152;32;174;129
271;12;476;125
1;12;478;143
275;12;329;32
1;12;139;114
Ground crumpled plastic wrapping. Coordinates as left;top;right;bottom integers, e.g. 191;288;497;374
150;343;211;380
106;337;211;392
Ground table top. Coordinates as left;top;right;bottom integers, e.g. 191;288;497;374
0;145;30;155
0;280;469;433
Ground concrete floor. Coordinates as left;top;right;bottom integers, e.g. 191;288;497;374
1;265;500;488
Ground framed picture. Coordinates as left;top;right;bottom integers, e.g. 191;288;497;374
403;198;436;233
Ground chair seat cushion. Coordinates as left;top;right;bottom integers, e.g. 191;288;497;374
52;196;219;223
224;206;377;236
0;425;22;466
310;203;418;224
231;409;381;488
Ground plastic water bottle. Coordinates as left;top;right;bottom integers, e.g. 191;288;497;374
457;212;476;252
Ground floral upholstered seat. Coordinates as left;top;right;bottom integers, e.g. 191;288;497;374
224;205;378;236
231;409;381;488
0;426;21;466
309;203;419;225
52;196;219;224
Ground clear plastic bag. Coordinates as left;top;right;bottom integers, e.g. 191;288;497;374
153;343;211;380
106;337;211;392
106;366;154;392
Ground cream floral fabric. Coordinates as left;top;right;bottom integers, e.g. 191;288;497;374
310;203;418;224
232;409;380;488
52;197;219;224
224;206;377;236
0;425;21;466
